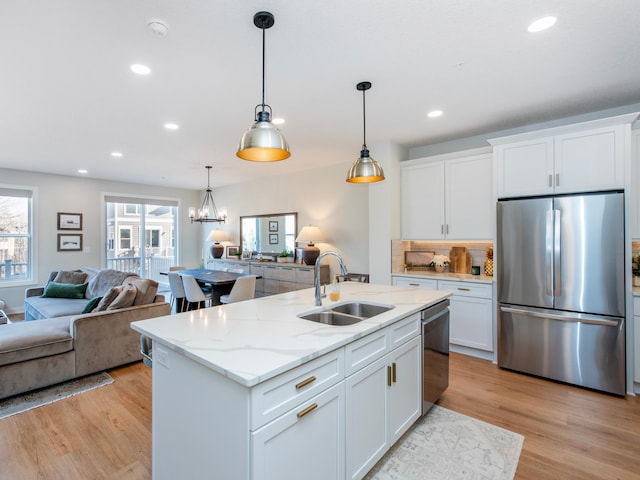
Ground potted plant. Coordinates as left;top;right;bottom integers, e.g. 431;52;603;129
430;254;450;273
278;249;292;263
232;250;242;260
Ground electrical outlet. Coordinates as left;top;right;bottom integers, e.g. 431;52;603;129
156;346;169;367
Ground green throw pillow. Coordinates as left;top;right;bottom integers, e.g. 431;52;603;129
42;281;88;299
81;296;103;314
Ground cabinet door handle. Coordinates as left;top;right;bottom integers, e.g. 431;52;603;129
441;225;444;234
409;283;420;287
446;224;449;234
556;173;560;186
457;287;470;291
295;376;316;390
387;366;392;386
548;174;552;187
296;403;318;419
392;362;397;383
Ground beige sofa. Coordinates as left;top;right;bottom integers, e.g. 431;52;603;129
0;269;171;400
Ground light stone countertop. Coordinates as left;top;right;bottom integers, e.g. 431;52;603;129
392;271;494;284
131;282;449;388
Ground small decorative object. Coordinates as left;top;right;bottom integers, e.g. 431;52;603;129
471;266;481;275
226;246;239;258
241;251;252;260
278;249;291;263
207;229;227;258
57;234;82;251
484;247;494;276
431;255;450;273
295;225;324;265
57;212;82;230
632;251;640;286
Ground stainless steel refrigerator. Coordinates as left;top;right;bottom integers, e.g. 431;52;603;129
497;191;626;396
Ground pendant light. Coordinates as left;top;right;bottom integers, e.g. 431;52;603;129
189;166;226;223
346;81;385;183
237;11;290;162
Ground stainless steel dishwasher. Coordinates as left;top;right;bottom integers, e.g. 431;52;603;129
421;299;450;414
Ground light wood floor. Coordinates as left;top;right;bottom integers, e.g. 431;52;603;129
1;353;640;479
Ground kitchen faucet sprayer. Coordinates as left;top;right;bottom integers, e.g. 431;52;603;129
314;251;348;306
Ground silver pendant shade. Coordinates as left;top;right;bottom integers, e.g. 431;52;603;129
237;11;290;162
346;81;385;183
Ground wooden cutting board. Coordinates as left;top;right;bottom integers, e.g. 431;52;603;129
449;247;472;274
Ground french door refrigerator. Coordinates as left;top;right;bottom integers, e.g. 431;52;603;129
497;191;626;395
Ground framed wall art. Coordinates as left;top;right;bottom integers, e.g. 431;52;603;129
269;221;278;232
269;234;278;244
57;234;83;252
57;212;82;230
226;246;239;258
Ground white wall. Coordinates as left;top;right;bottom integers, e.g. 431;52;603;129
208;160;370;278
0;168;199;312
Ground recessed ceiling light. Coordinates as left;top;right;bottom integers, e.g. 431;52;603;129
427;110;443;118
272;117;285;125
78;169;88;174
130;64;151;75
111;152;123;157
527;16;557;33
164;123;179;130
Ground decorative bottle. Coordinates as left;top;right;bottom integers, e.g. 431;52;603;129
484;247;494;276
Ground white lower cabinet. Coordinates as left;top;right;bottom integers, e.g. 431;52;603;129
251;382;346;480
392;275;494;356
345;318;421;480
634;297;640;384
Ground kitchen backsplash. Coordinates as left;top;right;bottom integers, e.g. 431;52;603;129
391;240;493;273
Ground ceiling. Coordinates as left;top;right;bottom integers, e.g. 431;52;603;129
1;1;639;190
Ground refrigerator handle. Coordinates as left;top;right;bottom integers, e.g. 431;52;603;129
500;306;620;327
545;210;554;296
554;209;561;296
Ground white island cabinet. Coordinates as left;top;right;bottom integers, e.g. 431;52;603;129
132;282;449;480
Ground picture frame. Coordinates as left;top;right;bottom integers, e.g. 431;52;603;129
57;212;82;230
269;233;278;244
269;221;278;232
57;234;83;252
226;246;239;258
241;251;252;260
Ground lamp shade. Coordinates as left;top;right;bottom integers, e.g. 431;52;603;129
295;225;324;265
295;225;324;245
207;230;227;243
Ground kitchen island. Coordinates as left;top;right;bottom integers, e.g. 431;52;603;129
132;282;450;480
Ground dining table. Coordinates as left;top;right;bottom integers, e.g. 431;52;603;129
172;268;259;307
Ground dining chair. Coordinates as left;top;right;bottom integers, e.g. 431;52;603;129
336;273;370;283
182;274;213;310
220;275;256;304
168;272;186;313
231;268;245;273
169;265;186;271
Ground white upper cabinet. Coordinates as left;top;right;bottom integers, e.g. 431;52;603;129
401;149;493;240
491;113;637;199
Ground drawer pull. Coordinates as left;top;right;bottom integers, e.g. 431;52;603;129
409;283;420;287
457;287;470;291
392;362;397;383
295;376;317;390
387;366;392;386
297;403;318;419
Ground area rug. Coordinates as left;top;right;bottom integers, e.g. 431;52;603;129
0;372;113;420
365;405;524;480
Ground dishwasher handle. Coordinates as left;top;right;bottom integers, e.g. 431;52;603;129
421;299;450;325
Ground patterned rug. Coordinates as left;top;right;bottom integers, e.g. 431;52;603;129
365;405;524;480
0;372;113;420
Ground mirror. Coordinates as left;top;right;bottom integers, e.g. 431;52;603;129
240;212;298;257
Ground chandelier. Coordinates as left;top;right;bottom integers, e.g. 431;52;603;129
189;166;226;223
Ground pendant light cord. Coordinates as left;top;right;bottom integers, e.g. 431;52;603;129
362;88;367;149
261;23;266;113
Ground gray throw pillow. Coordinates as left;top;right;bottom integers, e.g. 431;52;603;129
53;270;88;285
106;284;138;310
94;286;122;312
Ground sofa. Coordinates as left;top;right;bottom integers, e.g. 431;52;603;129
0;268;171;400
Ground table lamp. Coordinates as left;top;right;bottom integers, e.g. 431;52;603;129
295;225;324;265
207;229;227;259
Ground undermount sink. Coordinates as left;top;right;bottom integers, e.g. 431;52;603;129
298;301;395;326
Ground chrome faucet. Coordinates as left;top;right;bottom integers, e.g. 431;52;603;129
315;251;348;306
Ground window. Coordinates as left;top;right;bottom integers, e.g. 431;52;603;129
105;194;178;284
0;186;33;283
119;227;132;250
